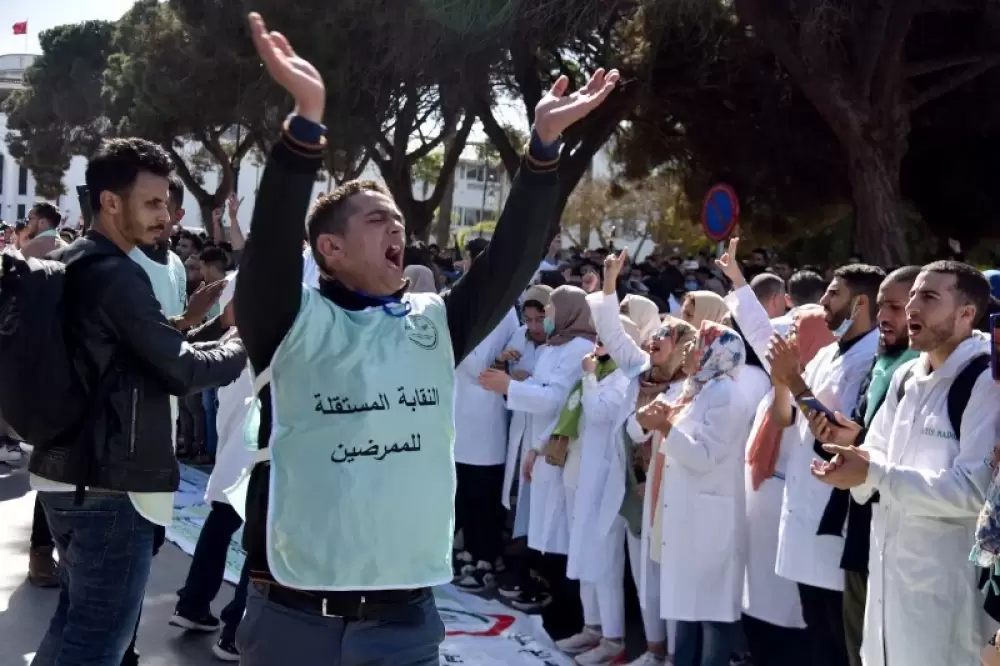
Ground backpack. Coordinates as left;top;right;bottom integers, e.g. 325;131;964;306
894;353;990;440
0;251;99;445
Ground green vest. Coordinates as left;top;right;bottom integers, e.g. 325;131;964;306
263;287;456;590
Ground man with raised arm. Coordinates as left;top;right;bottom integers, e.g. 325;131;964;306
232;13;620;665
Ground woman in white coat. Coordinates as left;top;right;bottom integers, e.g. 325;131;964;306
481;285;595;610
491;285;551;603
637;321;751;666
555;321;641;665
587;251;698;666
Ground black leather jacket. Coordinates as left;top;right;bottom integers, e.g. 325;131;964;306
28;233;246;492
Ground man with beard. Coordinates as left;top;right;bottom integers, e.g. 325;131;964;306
766;263;883;666
812;261;1000;666
805;265;920;666
20;202;67;259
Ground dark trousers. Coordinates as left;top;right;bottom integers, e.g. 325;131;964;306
798;583;849;666
177;502;244;617
178;392;206;455
31;495;54;549
454;463;506;566
843;571;867;666
742;614;808;666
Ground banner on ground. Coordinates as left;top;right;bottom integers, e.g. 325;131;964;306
166;465;572;666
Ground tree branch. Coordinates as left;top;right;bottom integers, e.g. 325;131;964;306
906;53;996;78
855;1;894;101
426;113;475;211
510;39;543;128
908;56;1000;110
165;143;210;203
472;93;522;177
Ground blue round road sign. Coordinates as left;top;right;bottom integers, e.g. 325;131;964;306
701;184;740;242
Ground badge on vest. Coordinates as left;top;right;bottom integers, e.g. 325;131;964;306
405;313;439;350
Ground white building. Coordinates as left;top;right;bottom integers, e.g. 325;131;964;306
1;51;616;247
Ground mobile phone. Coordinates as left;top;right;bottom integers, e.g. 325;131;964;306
798;396;838;423
991;313;999;382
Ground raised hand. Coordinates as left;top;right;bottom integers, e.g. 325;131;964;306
227;193;243;224
766;332;801;386
248;13;324;124
603;248;628;295
534;68;621;145
715;236;746;287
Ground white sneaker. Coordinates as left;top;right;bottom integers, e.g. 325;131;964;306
626;653;667;666
556;627;601;656
0;444;22;465
575;639;625;665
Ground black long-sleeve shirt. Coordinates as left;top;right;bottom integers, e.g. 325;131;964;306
235;126;560;585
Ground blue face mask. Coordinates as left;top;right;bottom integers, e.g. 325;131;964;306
543;318;555;336
684;280;699;292
831;298;857;338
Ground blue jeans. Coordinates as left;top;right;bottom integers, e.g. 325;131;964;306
203;389;219;457
674;620;742;666
31;492;155;666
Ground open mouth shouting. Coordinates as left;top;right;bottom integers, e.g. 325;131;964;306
385;243;403;271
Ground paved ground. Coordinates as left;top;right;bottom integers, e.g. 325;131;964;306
0;463;226;666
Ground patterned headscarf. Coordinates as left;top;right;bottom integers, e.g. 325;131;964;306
673;320;746;406
637;316;697;409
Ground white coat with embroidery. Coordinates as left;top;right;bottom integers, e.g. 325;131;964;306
775;329;879;591
851;334;1000;666
503;336;594;554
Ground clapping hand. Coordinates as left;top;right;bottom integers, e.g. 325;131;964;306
766;332;801;387
811;444;870;489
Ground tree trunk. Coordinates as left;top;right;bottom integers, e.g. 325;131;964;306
398;198;434;242
846;139;909;266
434;173;455;246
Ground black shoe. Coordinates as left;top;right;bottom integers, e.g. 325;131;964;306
169;609;221;632
496;568;525;598
509;589;552;613
212;636;240;662
454;561;496;593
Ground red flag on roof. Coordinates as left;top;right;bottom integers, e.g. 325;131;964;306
12;21;27;36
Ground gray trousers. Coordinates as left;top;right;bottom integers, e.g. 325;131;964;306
237;584;444;666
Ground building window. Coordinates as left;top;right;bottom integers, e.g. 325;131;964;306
18;165;28;195
16;204;26;220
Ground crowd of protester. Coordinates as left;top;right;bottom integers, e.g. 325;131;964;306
2;15;1000;666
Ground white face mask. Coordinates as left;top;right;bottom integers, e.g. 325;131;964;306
832;298;858;338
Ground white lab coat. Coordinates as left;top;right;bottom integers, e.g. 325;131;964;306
454;310;519;466
657;371;756;623
588;289;674;611
205;367;255;505
724;285;806;627
566;366;637;582
775;329;879;591
504;336;594;555
852;334;1000;666
499;328;545;508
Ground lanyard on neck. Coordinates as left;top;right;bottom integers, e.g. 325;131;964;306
357;291;412;318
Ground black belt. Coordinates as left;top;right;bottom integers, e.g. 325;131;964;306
256;583;431;623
